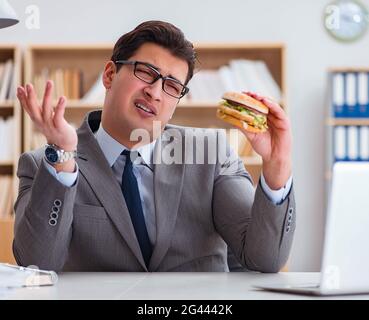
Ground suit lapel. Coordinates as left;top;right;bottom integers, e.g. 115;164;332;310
76;111;147;270
149;128;185;271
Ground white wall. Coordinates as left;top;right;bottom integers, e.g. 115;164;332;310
2;0;369;271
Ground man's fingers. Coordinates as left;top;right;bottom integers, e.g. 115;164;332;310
261;97;286;120
267;113;290;131
243;91;286;121
244;91;263;101
243;91;269;101
244;91;276;103
25;83;43;122
18;86;42;123
53;96;66;129
41;80;54;122
241;129;256;142
26;83;39;108
16;87;30;113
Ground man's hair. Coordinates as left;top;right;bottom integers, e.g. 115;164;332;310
111;20;196;84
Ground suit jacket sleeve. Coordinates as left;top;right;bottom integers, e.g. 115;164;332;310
13;151;78;271
212;130;296;273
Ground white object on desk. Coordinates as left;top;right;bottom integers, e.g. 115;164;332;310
0;263;58;288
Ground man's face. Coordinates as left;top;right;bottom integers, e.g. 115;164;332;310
102;42;189;144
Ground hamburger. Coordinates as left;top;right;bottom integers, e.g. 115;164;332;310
216;91;269;133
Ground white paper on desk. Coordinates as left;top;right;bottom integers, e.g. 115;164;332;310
0;263;58;288
0;287;11;299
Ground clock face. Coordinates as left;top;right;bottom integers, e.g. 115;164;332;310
324;0;369;42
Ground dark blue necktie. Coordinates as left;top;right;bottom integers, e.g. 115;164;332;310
121;150;152;266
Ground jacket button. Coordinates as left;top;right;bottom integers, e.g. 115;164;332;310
286;226;290;233
51;206;59;213
50;212;59;219
54;199;62;207
49;218;57;226
288;207;293;214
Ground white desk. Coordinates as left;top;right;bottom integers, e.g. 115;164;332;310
2;272;369;300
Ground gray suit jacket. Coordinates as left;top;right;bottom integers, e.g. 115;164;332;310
13;110;295;272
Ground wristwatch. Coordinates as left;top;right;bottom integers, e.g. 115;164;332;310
44;144;77;164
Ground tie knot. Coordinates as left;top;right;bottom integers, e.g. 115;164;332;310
121;149;130;157
121;149;140;164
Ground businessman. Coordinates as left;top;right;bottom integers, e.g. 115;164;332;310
14;20;295;272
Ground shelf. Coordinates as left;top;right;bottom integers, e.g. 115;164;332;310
64;100;281;110
179;99;285;109
65;101;103;109
178;101;219;108
326;118;369;126
328;67;369;73
0;161;13;166
38;100;103;109
0;101;14;108
49;100;220;109
241;156;263;166
23;43;286;187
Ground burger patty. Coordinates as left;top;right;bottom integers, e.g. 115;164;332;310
220;102;268;130
224;99;266;115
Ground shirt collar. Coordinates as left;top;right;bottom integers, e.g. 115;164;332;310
94;123;156;168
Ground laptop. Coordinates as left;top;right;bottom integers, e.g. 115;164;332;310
255;162;369;296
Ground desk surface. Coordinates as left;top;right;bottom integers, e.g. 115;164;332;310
2;272;369;300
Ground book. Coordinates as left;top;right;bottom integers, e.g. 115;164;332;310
347;126;359;160
358;72;369;117
345;73;357;117
359;126;369;161
332;73;345;117
333;126;347;161
80;72;104;103
0;60;13;102
0;263;58;288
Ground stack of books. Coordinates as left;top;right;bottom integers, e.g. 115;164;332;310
333;126;369;161
33;68;83;100
184;59;281;103
330;70;369;162
331;71;369;118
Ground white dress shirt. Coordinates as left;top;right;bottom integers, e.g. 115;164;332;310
44;125;293;244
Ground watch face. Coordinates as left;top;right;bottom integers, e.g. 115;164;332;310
45;146;59;163
324;0;369;42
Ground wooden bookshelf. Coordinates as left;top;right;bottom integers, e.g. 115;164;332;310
22;43;286;184
22;43;287;185
0;45;21;264
326;118;369;126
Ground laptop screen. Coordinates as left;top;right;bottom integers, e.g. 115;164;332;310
320;162;369;292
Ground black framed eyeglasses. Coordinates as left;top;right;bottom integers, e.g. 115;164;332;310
115;60;189;99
